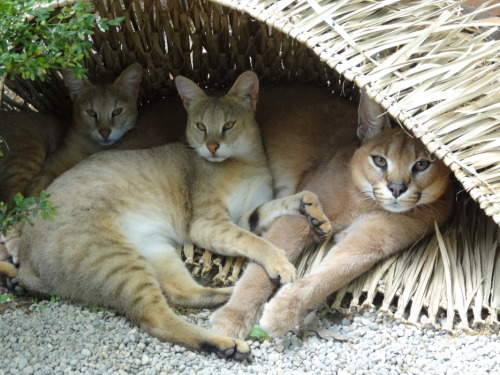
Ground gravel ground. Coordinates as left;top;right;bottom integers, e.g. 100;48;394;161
1;293;499;375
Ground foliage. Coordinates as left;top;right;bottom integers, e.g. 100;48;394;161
37;291;62;310
0;0;123;80
0;293;14;303
247;324;270;340
0;191;57;236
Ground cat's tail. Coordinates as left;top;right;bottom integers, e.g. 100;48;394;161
0;261;17;277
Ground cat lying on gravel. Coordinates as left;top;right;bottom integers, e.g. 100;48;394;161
14;72;331;359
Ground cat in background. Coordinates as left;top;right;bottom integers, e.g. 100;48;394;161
6;63;143;199
0;111;66;203
15;71;331;359
211;88;455;338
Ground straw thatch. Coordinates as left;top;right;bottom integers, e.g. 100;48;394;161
1;0;499;331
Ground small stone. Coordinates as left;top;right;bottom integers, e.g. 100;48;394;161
81;349;91;357
252;349;263;357
268;352;280;363
22;366;34;375
346;364;356;374
17;357;29;370
275;344;285;353
141;354;150;365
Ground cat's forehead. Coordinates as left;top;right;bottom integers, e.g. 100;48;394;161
75;85;131;106
192;97;240;122
371;130;430;161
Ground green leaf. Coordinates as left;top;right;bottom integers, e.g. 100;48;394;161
247;325;270;340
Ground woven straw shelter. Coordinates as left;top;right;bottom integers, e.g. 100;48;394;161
1;0;499;332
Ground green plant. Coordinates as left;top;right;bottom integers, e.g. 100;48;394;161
247;324;270;341
0;0;123;82
37;291;61;310
0;293;14;303
88;306;105;313
0;191;57;236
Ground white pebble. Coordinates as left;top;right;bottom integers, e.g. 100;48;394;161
141;354;150;365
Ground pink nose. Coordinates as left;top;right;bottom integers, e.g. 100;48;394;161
207;143;219;154
99;129;111;139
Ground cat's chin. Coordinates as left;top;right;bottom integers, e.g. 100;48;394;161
206;155;228;163
381;202;414;213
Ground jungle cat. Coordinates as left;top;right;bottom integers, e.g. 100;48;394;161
0;111;65;203
211;88;455;338
15;71;331;359
22;63;143;197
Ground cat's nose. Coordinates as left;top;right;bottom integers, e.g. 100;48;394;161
99;129;111;139
207;143;219;154
387;182;407;198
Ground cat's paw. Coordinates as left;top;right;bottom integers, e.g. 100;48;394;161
263;256;296;284
211;304;257;340
300;192;332;237
259;284;299;337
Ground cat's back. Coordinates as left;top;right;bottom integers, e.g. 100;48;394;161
0;111;66;202
256;83;359;195
47;142;196;205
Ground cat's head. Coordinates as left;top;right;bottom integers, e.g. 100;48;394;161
175;71;261;162
351;90;451;213
62;63;143;146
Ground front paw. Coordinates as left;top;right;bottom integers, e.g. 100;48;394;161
300;192;332;237
211;304;257;340
259;284;299;337
263;256;296;284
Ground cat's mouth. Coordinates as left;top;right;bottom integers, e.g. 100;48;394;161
206;154;228;162
383;202;412;213
381;199;420;213
98;138;117;146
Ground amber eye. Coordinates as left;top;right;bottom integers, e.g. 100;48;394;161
86;109;97;118
223;121;236;131
112;107;123;116
196;122;206;132
372;155;387;169
413;159;431;172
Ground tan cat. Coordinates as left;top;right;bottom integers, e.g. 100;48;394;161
211;88;454;338
15;72;331;358
0;111;66;203
23;63;143;197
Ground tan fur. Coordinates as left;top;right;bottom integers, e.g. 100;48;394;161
0;111;66;203
15;72;331;358
211;88;454;338
23;63;143;197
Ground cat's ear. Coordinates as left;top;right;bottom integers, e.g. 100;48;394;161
357;88;391;143
113;63;143;98
228;71;259;111
62;70;90;101
175;76;207;110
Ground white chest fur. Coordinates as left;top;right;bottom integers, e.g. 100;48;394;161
225;173;273;224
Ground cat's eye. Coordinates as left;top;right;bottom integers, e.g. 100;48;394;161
86;109;97;118
196;122;206;132
112;108;123;117
223;121;236;131
413;159;431;172
372;155;387;169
